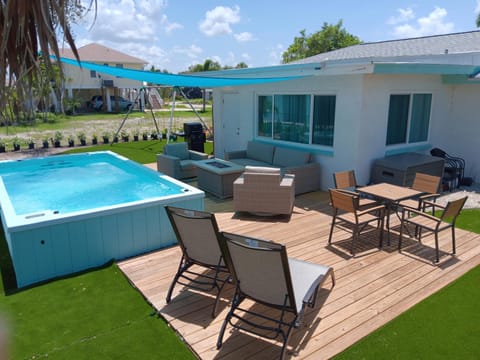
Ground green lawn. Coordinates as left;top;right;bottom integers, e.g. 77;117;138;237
333;209;480;360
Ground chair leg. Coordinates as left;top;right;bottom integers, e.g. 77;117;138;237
328;213;337;245
211;275;231;318
434;232;440;263
398;216;404;252
350;228;357;256
279;321;296;360
451;226;456;255
217;290;242;350
166;256;190;303
378;216;385;249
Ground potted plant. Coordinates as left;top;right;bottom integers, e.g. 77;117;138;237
53;131;63;147
133;129;140;141
12;137;21;151
77;131;87;146
102;131;110;144
92;133;98;145
121;130;129;142
28;138;35;150
113;133;119;143
42;137;49;149
142;130;149;141
0;139;5;153
67;134;75;147
150;130;158;140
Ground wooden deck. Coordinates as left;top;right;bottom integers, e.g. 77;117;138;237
118;191;480;359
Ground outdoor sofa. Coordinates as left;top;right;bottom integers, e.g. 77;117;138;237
224;141;320;195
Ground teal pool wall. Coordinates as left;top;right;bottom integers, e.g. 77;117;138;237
0;152;205;288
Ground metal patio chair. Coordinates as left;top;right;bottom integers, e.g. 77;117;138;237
216;232;335;360
398;196;468;263
165;206;230;317
333;170;378;209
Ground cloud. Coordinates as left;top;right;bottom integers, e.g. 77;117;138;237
387;7;415;25
476;0;480;14
86;0;180;44
390;7;454;38
234;32;254;42
173;44;203;59
199;6;240;36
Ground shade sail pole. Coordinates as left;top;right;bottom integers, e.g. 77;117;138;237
168;88;177;143
178;87;211;134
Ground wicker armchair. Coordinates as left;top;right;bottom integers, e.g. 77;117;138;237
233;166;295;215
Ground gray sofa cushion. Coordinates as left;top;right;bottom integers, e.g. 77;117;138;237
165;143;189;160
273;147;311;167
246;141;275;164
228;158;271;167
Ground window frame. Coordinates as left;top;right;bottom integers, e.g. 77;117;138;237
256;92;336;148
386;92;432;146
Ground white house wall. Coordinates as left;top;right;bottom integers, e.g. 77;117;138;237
214;72;478;190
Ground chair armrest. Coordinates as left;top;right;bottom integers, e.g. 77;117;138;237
402;207;440;222
224;150;246;160
156;154;180;177
336;189;360;197
419;193;440;201
358;204;385;216
188;150;209;160
422;199;446;210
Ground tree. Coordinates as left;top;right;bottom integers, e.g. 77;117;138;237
0;1;94;122
282;20;361;63
477;13;480;27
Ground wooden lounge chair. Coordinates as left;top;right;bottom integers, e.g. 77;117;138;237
165;206;230;317
328;189;385;255
398;196;468;263
217;232;335;360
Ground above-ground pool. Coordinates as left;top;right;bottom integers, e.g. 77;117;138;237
0;151;204;287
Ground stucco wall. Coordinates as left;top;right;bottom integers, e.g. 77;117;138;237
213;72;479;190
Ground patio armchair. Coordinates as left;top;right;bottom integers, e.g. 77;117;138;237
165;206;230;317
216;232;335;360
328;189;385;256
333;170;378;209
157;142;208;179
398;196;468;263
398;172;441;212
233;166;295;215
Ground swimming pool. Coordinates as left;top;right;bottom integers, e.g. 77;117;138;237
0;151;204;287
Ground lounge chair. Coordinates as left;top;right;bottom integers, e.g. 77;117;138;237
165;206;230;317
398;196;468;263
216;232;335;360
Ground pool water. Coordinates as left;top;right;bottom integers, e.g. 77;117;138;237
0;152;186;215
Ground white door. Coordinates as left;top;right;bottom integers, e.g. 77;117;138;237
222;93;244;152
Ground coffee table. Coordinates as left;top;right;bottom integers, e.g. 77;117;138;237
195;158;244;198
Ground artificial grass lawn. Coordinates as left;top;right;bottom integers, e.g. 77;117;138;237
333;209;480;360
0;258;195;359
62;139;214;164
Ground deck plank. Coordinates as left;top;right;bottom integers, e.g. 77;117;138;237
117;192;480;359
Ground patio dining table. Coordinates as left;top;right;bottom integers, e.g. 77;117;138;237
357;182;423;245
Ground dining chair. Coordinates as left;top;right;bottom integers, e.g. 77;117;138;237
165;206;231;317
398;196;468;263
328;189;385;256
398;172;441;212
333;170;378;209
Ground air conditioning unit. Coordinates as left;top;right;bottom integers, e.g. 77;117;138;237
102;79;114;87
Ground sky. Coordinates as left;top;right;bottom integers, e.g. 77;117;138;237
71;0;480;74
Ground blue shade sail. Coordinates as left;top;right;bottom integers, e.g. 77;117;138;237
54;56;306;87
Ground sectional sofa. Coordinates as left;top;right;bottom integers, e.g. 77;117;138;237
224;141;321;195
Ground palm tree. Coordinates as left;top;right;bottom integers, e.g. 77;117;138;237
0;1;95;119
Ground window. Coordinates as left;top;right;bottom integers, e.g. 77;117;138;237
257;94;336;146
386;93;432;145
90;70;97;78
